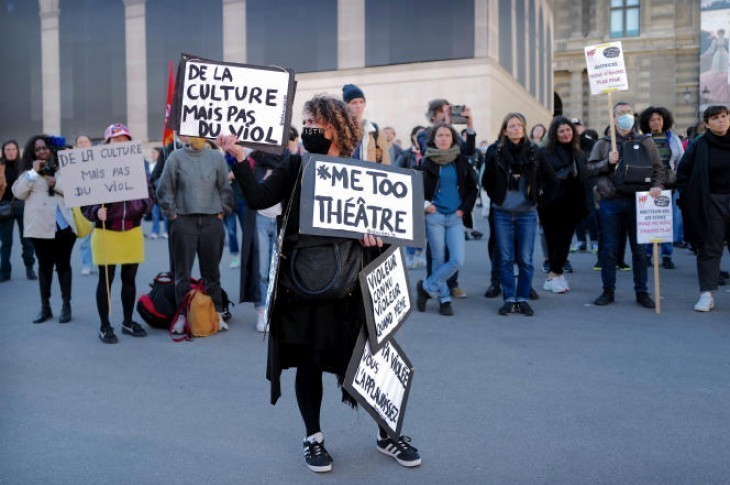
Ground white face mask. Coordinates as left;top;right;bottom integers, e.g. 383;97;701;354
617;113;635;131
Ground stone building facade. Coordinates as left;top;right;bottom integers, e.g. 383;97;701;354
553;0;701;135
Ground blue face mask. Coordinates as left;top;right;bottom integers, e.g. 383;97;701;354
617;113;634;131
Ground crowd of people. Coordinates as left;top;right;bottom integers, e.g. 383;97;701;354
2;85;730;474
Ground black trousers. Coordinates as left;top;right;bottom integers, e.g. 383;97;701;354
696;194;730;292
487;208;500;285
0;204;35;278
539;208;579;275
30;227;75;302
171;215;225;311
96;264;138;327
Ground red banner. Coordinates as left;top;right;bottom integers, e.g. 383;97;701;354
162;60;175;146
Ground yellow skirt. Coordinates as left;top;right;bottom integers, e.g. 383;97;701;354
91;226;144;266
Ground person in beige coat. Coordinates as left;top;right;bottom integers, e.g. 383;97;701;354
13;135;77;324
342;83;390;164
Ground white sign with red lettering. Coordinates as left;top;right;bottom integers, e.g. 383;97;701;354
636;190;673;244
585;41;629;95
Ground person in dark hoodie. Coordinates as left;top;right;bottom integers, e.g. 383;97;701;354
482;113;557;317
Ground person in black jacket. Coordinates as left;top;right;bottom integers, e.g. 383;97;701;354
415;122;478;316
537;117;589;294
482;113;557;316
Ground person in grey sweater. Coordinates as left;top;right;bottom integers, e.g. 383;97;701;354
156;137;233;330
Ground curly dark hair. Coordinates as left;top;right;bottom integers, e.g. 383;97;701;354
21;135;54;172
426;122;460;148
545;116;581;154
303;95;361;156
638;106;674;134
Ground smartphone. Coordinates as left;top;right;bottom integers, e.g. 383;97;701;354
451;105;467;124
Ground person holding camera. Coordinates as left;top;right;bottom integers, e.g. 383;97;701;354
12;135;78;324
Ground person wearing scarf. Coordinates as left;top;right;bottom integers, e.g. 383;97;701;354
415;123;478;317
482;113;557;317
677;105;730;312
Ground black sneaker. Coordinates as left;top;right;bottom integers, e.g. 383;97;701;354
376;435;421;467
122;321;147;337
592;261;602;271
498;302;515;315
594;289;615;306
617;262;631;271
484;284;501;298
516;301;534;316
416;280;429;312
662;257;675;269
439;301;454;316
636;292;655;309
529;288;540;300
303;439;332;473
99;326;118;344
563;260;575;273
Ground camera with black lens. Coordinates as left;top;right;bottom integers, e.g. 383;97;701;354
36;162;56;177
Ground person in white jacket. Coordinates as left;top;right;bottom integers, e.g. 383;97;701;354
13;135;77;324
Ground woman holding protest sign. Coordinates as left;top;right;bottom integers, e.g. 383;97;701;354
415;122;478;316
12;135;77;323
82;124;154;344
218;95;421;474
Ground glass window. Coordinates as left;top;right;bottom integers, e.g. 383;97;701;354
365;0;474;66
247;0;337;73
610;0;640;38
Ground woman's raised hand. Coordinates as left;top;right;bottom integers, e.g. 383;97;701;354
216;135;246;161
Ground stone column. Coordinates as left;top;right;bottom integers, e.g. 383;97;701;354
38;0;61;135
337;0;365;69
223;0;246;62
487;0;499;61
123;0;148;141
569;69;583;119
474;0;488;58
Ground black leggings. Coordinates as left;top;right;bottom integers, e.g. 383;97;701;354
296;358;324;437
96;264;138;327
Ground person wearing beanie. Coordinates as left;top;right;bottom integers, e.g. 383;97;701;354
341;83;390;164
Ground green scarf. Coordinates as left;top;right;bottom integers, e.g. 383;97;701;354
425;145;460;165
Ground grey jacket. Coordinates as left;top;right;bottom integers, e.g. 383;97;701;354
156;147;233;219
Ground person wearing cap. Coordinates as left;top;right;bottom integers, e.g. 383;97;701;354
82;124;154;344
342;84;390;164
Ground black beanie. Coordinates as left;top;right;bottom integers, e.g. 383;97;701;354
342;84;365;103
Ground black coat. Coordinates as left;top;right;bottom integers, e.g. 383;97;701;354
535;145;589;219
421;153;479;215
676;134;714;244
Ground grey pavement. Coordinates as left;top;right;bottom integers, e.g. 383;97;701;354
2;217;730;484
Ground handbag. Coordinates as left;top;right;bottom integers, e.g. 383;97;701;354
72;207;93;238
0;201;12;220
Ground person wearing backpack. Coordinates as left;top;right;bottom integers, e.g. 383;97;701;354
587;102;665;308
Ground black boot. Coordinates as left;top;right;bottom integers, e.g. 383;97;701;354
26;265;37;280
33;271;53;323
58;270;72;323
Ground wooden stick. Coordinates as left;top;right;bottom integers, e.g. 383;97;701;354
653;241;660;314
101;203;112;318
607;91;617;153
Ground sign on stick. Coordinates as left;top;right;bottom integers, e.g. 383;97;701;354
584;41;629;95
636;190;673;245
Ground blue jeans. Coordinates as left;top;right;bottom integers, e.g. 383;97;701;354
493;208;537;302
151;203;169;235
423;212;465;303
78;233;93;268
598;198;648;292
255;213;277;308
224;195;247;255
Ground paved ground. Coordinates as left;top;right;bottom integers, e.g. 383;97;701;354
2;217;730;484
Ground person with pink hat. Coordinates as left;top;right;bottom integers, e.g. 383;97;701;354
82;123;155;344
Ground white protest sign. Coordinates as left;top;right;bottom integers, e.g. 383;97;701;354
344;331;414;440
299;155;426;246
360;246;412;353
173;55;295;149
636;190;673;244
584;41;629;95
57;141;149;208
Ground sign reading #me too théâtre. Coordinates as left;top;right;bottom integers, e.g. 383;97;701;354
299;156;426;246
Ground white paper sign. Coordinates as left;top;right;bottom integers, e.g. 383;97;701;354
636;190;673;244
361;247;412;352
57;141;149;208
344;332;414;440
585;41;629;95
179;60;291;145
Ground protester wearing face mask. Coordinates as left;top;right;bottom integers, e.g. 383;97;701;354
82;124;155;343
218;95;422;474
587;102;665;308
157;136;233;334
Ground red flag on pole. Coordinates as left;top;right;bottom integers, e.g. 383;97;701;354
162;60;175;146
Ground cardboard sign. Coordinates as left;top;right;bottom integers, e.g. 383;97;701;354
299;155;426;246
57;141;149;208
360;246;412;353
584;41;629;95
344;330;414;440
169;53;296;152
636;190;673;244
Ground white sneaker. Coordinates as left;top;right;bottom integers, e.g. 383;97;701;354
161;232;169;239
217;312;229;331
256;309;268;333
694;292;715;312
149;233;158;240
230;255;241;269
557;274;570;292
543;277;568;294
171;314;187;334
81;267;91;276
